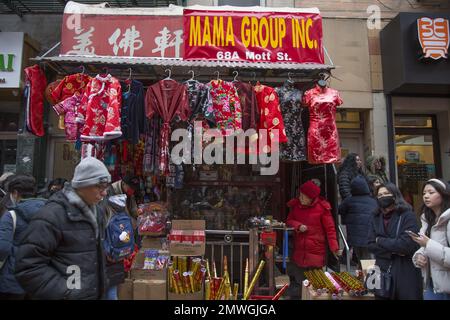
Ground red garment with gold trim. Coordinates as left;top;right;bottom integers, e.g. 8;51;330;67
303;85;343;164
79;74;122;141
254;83;288;154
50;73;92;103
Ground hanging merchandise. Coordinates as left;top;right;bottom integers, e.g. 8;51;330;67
254;82;288;154
145;77;190;175
275;79;307;161
233;72;258;132
50;73;92;103
206;78;242;136
52;93;83;142
184;78;215;164
45;81;60;106
23;64;47;137
79;74;123;141
184;78;215;125
143;116;161;176
302;84;343;164
120;79;146;144
49;73;92;137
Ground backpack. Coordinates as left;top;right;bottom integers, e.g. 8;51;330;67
103;211;135;262
0;210;17;270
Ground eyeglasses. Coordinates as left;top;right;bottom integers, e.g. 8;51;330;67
95;182;110;191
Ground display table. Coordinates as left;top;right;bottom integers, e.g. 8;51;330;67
301;285;375;300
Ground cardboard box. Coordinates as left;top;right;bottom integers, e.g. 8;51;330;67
360;259;376;278
169;220;206;256
133;279;167;300
118;278;133;300
168;290;204;300
141;236;167;250
130;249;169;281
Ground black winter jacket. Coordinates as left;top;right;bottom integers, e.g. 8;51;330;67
337;168;363;200
338;176;378;247
14;186;107;300
368;208;423;300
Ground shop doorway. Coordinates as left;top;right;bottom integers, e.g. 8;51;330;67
395;115;442;213
46;137;80;181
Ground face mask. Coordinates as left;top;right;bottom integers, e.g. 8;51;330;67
377;195;395;209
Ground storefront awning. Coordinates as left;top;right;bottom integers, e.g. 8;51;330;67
33;53;335;82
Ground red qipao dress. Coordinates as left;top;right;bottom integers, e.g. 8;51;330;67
302;85;343;164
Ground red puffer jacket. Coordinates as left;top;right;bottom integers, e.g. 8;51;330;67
286;197;339;268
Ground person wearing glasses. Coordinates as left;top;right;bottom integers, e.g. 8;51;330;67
14;157;111;300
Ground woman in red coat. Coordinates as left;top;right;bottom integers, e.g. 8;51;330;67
286;180;341;297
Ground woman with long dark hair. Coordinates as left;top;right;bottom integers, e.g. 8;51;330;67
337;153;364;200
411;179;450;300
368;182;423;299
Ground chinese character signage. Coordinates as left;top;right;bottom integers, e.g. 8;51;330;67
183;9;324;63
0;32;24;89
417;17;449;60
60;6;324;64
61;14;184;58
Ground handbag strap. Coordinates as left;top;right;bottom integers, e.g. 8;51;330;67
387;215;403;273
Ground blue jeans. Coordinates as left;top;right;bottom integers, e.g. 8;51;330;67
424;281;450;300
105;286;118;300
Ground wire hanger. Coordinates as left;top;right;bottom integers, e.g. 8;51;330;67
287;72;294;84
101;66;109;76
78;65;85;74
188;70;195;81
251;71;256;84
232;71;239;82
215;70;220;81
125;68;132;93
164;68;172;80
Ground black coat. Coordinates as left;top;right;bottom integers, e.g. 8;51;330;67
14;188;107;300
338;176;378;247
338;168;362;200
368;208;423;300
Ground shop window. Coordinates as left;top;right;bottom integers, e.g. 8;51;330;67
0;112;19;132
169;164;280;231
0;140;17;174
395;114;440;213
394;115;433;128
336;110;362;129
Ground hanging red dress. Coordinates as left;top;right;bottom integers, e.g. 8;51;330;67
303;85;343;164
24;65;47;137
254;82;288;154
79;74;123;141
145;79;190;175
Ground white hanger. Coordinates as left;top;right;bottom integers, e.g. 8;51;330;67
233;70;239;82
188;70;195;80
164;68;172;80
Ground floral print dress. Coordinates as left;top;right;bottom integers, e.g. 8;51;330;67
206;80;242;136
79;74;123;142
275;82;306;161
303;84;343;164
254;82;288;154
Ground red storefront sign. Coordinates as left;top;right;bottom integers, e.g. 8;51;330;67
60;7;324;64
183;9;324;63
60;14;184;58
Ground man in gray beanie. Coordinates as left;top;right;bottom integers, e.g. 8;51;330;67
15;157;111;299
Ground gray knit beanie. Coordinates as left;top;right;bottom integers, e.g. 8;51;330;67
71;157;111;189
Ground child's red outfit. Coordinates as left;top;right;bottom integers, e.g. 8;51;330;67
286;196;339;268
80;74;123;141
